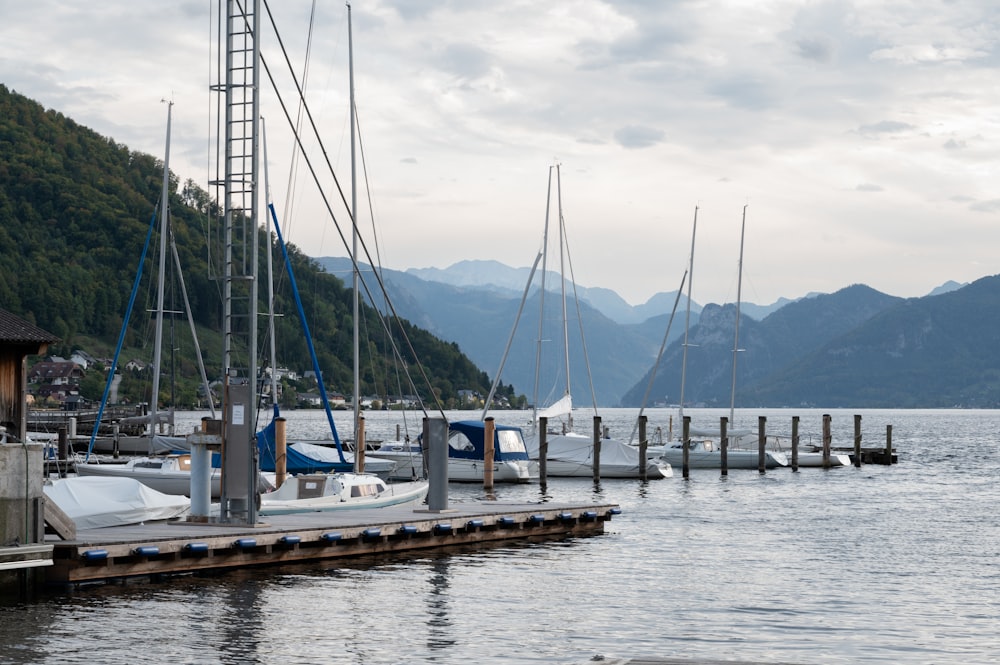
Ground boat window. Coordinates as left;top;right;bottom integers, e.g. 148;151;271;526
497;430;527;454
448;431;476;452
351;482;384;498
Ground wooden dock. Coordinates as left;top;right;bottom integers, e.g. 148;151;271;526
46;501;619;588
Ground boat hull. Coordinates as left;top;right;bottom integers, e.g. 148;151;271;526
372;446;536;483
653;447;788;469
258;476;429;515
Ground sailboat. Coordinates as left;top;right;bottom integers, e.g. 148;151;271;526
485;164;670;480
651;206;787;470
77;102;216;458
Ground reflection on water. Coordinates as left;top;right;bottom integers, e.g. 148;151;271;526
2;409;999;664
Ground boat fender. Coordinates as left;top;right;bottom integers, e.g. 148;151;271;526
184;542;209;554
528;514;546;525
279;535;301;546
321;532;342;544
433;523;453;535
497;516;516;527
361;528;382;541
233;538;257;550
132;546;160;557
557;512;574;522
81;549;108;562
397;525;418;536
466;519;485;530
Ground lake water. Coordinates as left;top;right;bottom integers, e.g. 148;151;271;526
2;408;998;664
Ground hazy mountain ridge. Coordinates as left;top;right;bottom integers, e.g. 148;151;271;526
319;256;985;408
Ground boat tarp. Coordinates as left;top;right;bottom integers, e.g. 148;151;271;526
423;420;530;462
43;476;190;529
524;431;643;467
256;420;395;474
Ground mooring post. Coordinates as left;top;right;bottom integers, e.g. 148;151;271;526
720;416;729;477
682;416;691;478
356;415;366;474
886;424;894;464
57;426;68;477
275;416;287;487
592;416;602;483
484;417;495;492
757;416;767;473
791;416;800;472
425;417;449;511
539;416;548;489
853;414;862;468
822;414;832;468
638;415;648;481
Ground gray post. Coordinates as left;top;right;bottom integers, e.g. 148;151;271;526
758;416;767;473
720;416;729;477
538;416;548;489
425;417;449;512
853;414;862;468
791;416;799;472
682;415;690;478
822;414;832;468
638;415;647;481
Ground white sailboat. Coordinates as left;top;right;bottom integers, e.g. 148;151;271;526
487;164;670;480
652;206;787;470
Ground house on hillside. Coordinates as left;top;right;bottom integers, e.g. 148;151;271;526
27;360;83;387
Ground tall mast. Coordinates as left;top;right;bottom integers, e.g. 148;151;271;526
531;165;555;429
150;101;172;443
348;2;361;469
678;206;698;425
556;164;572;431
729;204;747;426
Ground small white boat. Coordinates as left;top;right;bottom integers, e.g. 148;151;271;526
43;476;190;529
74;453;275;497
793;450;852;467
258;473;429;515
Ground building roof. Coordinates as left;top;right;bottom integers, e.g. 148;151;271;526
0;309;59;344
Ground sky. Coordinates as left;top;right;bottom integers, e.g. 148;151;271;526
2;1;999;307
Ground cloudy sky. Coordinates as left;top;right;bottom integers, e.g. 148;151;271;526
2;1;998;307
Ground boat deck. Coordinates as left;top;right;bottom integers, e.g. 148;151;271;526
46;500;618;587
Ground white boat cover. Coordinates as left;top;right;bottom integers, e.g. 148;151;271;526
525;431;643;468
44;476;190;529
536;394;573;420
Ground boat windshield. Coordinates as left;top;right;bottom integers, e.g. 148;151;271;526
497;430;527;454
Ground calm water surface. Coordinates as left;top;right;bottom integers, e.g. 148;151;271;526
2;408;998;664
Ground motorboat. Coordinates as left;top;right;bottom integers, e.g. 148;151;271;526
43;476;190;529
258;473;428;515
73;453;275;497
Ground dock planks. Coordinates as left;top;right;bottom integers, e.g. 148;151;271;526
47;501;619;587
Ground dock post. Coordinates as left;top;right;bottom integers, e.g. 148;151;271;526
539;416;548;489
791;416;799;472
112;422;120;459
57;427;68;477
822;414;832;468
483;417;495;491
425;417;449;511
853;414;862;468
274;417;287;487
758;416;767;473
886;424;893;464
592;416;602;483
682;416;690;478
720;416;729;477
356;415;366;474
638;415;647;481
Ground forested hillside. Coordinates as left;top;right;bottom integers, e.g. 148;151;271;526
0;84;510;409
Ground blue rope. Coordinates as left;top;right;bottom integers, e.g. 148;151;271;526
268;203;346;461
86;207;158;460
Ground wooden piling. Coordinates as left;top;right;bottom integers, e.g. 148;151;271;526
757;416;766;473
57;427;68;477
539;416;548;488
638;415;647;482
682;416;690;478
356;415;366;473
853;414;862;468
592;416;602;483
484;417;495;491
275;417;287;487
720;416;728;477
822;414;831;468
791;416;799;472
887;424;894;461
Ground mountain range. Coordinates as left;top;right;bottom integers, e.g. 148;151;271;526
317;257;992;408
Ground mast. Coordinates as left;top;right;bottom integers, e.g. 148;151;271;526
150;100;172;444
531;165;555;430
555;164;572;431
678;206;698;427
729;204;747;426
349;2;361;470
